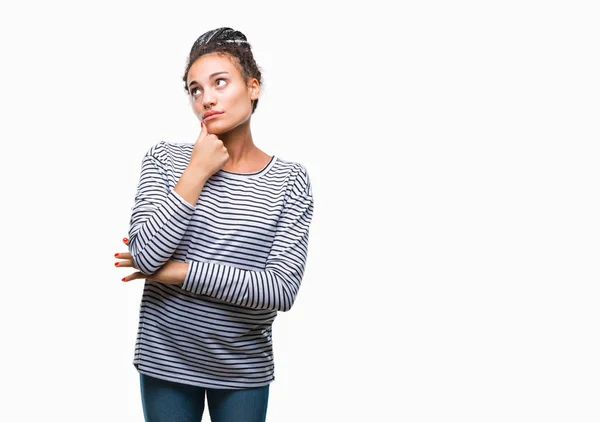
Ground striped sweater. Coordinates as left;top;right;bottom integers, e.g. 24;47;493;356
127;140;314;389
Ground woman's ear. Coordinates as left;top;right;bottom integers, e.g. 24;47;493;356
248;78;260;101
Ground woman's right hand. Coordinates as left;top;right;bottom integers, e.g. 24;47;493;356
190;121;229;178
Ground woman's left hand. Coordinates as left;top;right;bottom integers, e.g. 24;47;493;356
115;237;187;285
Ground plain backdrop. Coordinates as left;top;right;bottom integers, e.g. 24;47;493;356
1;1;599;421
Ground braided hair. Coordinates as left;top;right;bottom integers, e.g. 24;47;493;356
182;27;263;114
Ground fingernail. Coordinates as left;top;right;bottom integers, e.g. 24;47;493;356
123;238;128;242
122;277;127;282
114;262;119;266
114;253;119;257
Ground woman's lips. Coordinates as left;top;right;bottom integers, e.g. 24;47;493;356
204;112;223;121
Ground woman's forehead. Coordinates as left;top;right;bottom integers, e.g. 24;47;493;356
189;54;237;78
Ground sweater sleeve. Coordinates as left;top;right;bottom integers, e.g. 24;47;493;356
180;165;314;312
127;144;196;275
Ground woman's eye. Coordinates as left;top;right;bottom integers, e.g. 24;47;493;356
190;79;226;96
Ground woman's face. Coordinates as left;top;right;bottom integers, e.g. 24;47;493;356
187;53;259;134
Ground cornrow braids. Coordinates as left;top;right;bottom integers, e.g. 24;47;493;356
182;27;263;114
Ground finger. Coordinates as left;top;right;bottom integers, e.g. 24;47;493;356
115;259;134;268
200;120;208;137
115;252;132;260
123;237;129;245
122;271;146;282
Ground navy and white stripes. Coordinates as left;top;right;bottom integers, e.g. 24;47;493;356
127;141;314;389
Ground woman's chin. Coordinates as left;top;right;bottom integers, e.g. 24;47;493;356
206;121;228;134
208;119;247;134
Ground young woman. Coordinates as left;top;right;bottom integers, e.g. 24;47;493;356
114;27;314;422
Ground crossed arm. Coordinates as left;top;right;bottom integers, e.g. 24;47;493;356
119;147;314;312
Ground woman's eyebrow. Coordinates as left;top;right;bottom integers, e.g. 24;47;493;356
189;72;230;88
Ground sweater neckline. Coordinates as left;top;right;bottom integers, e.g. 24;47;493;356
213;155;277;180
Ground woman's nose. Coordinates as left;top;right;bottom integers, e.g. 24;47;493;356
202;91;216;109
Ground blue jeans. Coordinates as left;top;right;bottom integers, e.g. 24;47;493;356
139;372;270;422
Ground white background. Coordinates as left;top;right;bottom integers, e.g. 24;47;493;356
0;1;598;421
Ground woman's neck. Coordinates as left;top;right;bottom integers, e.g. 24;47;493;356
218;123;268;172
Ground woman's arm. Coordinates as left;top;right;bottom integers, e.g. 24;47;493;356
127;143;209;275
181;167;314;312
